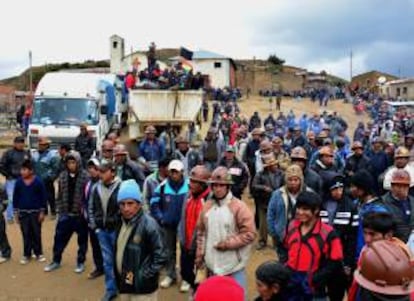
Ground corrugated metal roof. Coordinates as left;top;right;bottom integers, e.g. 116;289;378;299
193;50;229;60
386;78;414;85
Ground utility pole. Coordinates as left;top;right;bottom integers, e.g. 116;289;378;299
350;49;353;82
29;50;33;94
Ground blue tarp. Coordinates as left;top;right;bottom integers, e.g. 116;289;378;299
98;80;116;118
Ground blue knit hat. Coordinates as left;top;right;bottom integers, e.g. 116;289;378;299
117;180;142;203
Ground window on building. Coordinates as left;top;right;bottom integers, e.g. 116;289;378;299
366;79;371;86
397;88;401;97
403;87;407;94
113;41;118;49
214;62;222;68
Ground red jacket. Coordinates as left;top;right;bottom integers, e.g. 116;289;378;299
284;218;343;286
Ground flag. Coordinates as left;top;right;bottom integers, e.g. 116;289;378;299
181;59;193;72
180;47;193;60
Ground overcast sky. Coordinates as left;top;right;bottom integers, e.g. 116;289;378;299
1;0;412;81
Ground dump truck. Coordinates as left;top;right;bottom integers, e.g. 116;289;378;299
27;72;127;150
126;89;203;140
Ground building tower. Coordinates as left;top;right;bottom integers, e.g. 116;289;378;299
110;35;125;74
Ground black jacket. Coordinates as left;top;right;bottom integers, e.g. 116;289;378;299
320;195;358;268
382;192;414;242
219;157;249;198
0;148;30;179
90;179;121;231
75;134;95;162
252;168;284;206
118;160;145;190
344;154;371;177
115;211;167;294
303;168;323;196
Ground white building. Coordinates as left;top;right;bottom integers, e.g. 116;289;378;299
191;50;237;88
380;78;414;100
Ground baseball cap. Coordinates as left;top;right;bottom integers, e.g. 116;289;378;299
168;159;184;172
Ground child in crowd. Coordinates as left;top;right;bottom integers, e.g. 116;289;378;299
13;159;47;264
254;261;291;301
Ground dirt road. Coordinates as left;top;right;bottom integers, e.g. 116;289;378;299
0;97;367;300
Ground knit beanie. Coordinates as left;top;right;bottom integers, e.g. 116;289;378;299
194;276;244;301
285;164;304;182
117;179;142;203
350;170;375;194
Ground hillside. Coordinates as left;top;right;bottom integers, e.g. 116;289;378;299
0;50;348;91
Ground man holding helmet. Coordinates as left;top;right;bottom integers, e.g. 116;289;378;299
178;165;211;293
196;166;256;295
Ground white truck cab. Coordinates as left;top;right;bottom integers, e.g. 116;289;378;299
28;72;127;151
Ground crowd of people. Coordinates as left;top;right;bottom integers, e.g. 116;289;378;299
0;95;414;301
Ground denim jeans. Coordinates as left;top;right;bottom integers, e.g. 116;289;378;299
228;268;247;300
96;229;117;295
5;179;16;221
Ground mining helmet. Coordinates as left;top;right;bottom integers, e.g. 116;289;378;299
189;165;211;183
209;166;234;185
394;146;410;159
391;169;411;185
319;146;334;157
290;146;308;160
354;240;414;295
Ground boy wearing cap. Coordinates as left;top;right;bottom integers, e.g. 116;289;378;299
115;180;167;301
150;159;189;289
44;151;89;273
0;136;30;222
284;191;343;300
90;161;122;301
320;174;358;300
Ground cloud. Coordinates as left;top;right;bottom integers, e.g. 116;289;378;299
250;0;414;79
1;0;413;81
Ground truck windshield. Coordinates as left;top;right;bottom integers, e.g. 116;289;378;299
31;98;99;126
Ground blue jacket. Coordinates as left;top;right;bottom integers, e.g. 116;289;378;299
355;197;388;261
139;138;166;163
150;178;189;228
267;185;312;243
